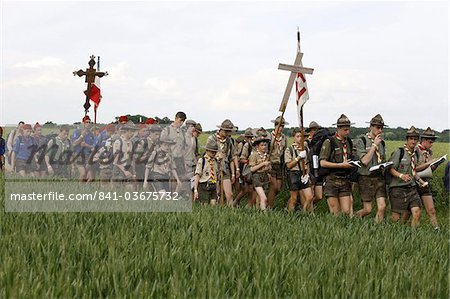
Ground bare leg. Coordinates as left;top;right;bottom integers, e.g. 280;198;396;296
339;196;352;215
300;188;314;212
356;202;372;218
327;197;340;215
255;186;267;210
391;212;401;222
287;191;298;211
223;179;234;207
410;207;421;228
422;195;439;228
374;197;386;224
267;177;282;209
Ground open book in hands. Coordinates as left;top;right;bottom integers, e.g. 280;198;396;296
430;154;447;169
369;161;394;172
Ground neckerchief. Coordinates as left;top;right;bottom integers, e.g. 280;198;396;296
366;133;381;163
335;133;348;162
205;155;216;183
216;132;226;152
271;131;283;152
418;144;430;163
404;144;416;175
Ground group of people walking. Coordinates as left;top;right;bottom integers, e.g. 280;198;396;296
0;112;447;229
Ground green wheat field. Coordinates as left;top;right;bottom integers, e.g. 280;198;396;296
1;138;449;298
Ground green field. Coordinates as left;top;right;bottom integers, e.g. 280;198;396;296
1;139;449;298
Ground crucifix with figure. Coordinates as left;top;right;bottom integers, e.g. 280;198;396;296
73;55;108;114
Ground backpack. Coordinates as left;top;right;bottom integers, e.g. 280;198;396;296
308;128;333;181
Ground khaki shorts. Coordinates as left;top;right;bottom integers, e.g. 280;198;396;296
16;159;33;173
252;172;270;189
389;186;422;214
323;175;352;198
198;182;217;203
270;163;283;180
358;175;387;202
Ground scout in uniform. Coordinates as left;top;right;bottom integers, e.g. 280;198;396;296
143;136;181;192
5;121;24;171
112;121;138;189
319;114;357;215
72;115;95;182
207;119;239;206
388;126;423;227
183;119;198;181
160;111;187;190
93;124;117;186
10;124;36;177
233;128;256;207
306;121;324;203
45;125;72;179
285;127;313;212
248;134;271;210
132;123;150;184
193;139;219;205
267;116;289;209
32;123;48;177
411;127;440;230
355;114;388;223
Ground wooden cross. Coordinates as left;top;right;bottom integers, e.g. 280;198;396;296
277;50;314;113
73;55;108;113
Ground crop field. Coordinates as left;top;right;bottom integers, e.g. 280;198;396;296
1;138;449;298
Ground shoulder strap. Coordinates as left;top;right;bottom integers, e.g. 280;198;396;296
201;157;206;174
361;136;367;148
399;147;405;163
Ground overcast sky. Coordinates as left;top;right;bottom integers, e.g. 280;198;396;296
1;1;448;131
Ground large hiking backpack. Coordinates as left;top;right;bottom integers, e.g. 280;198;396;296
308;128;334;181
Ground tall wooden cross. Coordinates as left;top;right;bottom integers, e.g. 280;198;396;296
277;37;314;114
73;55;108;114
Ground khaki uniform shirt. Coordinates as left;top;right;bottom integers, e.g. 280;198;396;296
184;133;197;169
207;133;237;164
249;150;270;173
284;142;309;172
195;155;219;183
416;144;432;165
113;136;133;168
356;134;386;176
268;133;287;164
146;148;176;175
46;136;71;163
239;142;252;162
389;147;418;188
319;136;352;163
160;124;186;158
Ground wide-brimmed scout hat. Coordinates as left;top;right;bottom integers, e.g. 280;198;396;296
217;119;238;131
22;124;32;130
306;121;320;132
333;114;355;127
243;127;256;137
406;126;420;138
292;127;309;137
158;136;176;145
255;127;269;137
271;116;289;126
119;121;138;131
367;114;388;127
421;127;438;140
148;124;163;132
203;139;219;152
185;119;197;127
252;132;270;146
194;123;203;133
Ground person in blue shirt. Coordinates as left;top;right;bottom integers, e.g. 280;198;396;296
0;126;5;175
72;115;95;182
11;124;36;177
